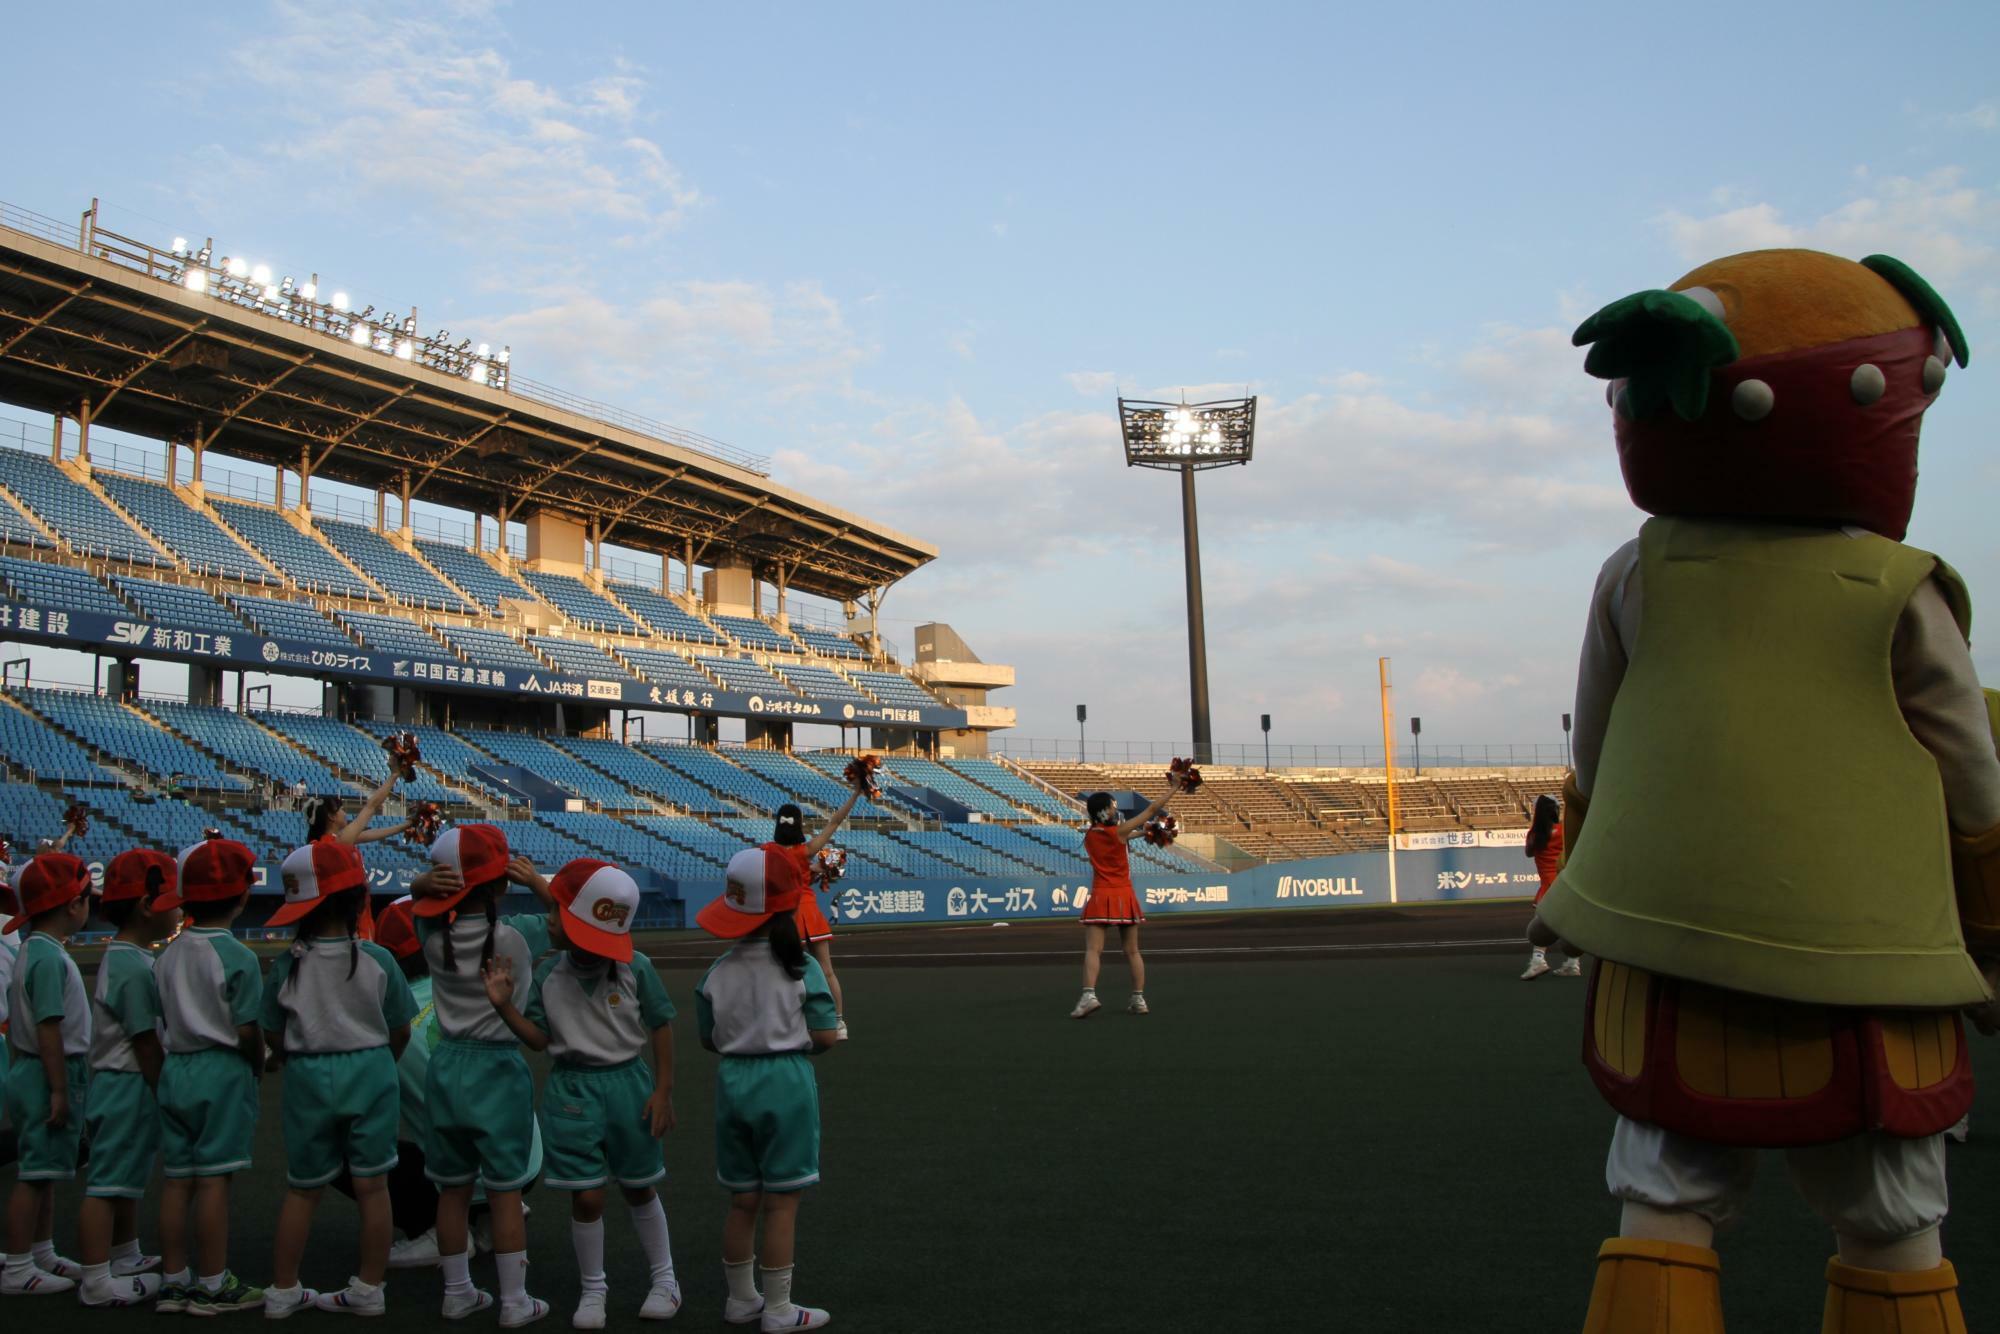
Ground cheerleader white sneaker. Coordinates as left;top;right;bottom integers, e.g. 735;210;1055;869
1127;993;1149;1015
500;1296;551;1328
1555;957;1582;977
571;1291;606;1329
1520;955;1552;980
442;1288;495;1320
263;1283;321;1319
1946;1114;1971;1144
1;1264;76;1295
724;1294;766;1325
1069;990;1101;1019
639;1281;682;1319
761;1304;830;1330
315;1277;387;1316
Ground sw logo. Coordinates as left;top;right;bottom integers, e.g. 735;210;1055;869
108;622;149;646
592;897;631;927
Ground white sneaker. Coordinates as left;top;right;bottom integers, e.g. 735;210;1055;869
724;1294;766;1325
264;1284;322;1319
33;1253;80;1282
1555;958;1582;977
315;1278;387;1316
1127;994;1149;1015
500;1296;550;1327
389;1229;441;1269
1520;957;1552;980
835;1019;849;1042
1946;1114;1971;1144
1069;992;1102;1019
1;1267;76;1295
78;1272;162;1307
442;1288;496;1320
471;1215;494;1257
572;1291;606;1329
112;1252;162;1277
761;1303;831;1330
639;1281;682;1320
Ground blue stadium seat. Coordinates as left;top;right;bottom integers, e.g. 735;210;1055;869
353;721;514;804
790;625;867;659
883;756;1028;819
529;636;636;680
727;748;899;821
0;490;54;550
0;697;118;783
947;759;1083;821
615;647;718;696
713;614;801;654
414;540;535;614
771;663;871;707
338;610;452;660
213;500;378;598
98;475;273;584
546;736;737;816
254;712;461;806
852;671;944;710
700;656;799;698
227;595;355;647
318;521;474;612
519;570;641;634
628;816;740;870
641;743;790;814
111;577;252;636
22;688;245;792
530;811;722;885
140;701;360;796
459;730;648;809
437;626;544;675
607;583;723;644
0;449;164;567
0;556;135;619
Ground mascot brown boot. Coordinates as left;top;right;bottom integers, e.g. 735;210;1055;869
1821;1259;1967;1334
1582;1238;1724;1334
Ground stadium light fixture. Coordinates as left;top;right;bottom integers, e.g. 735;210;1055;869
331;291;349;312
184;269;207;294
1118;394;1257;766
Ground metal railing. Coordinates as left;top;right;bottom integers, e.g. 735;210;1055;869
990;737;1572;770
508;375;769;474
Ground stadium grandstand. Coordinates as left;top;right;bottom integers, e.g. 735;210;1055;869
0;197;1547;928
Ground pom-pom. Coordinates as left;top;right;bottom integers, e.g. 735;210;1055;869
843;753;881;798
1167;757;1203;792
406;802;443;845
203;827;224;841
383;730;422;780
813;846;848;891
0;834;11;865
63;803;90;840
1143;814;1180;847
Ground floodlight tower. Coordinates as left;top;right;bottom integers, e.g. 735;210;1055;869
1117;395;1257;766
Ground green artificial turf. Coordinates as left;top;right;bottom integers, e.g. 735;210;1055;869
11;950;2000;1332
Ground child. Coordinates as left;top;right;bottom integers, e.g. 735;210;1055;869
770;777;865;1040
260;841;418;1317
482;860;679;1328
75;849;180;1307
413;824;555;1326
150;834;268;1315
1;852;92;1296
1520;795;1578;980
1071;775;1187;1019
695;846;841;1331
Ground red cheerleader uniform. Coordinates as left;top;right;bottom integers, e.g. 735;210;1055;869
1530;825;1564;904
769;842;834;943
1081;824;1144;925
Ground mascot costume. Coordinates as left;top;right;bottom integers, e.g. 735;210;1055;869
1530;248;2000;1334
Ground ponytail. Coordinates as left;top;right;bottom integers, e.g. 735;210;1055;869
286;887;366;994
767;910;807;981
438;879;506;975
478;893;500;974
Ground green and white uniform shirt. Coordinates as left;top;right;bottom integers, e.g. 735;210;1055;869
7;934;90;1058
155;927;264;1053
695;942;837;1055
526;953;675;1065
89;942;160;1073
259;938;417;1053
419;913;552;1041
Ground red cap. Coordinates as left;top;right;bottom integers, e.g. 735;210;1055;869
157;835;258;913
551;859;639;962
696;844;807;940
102;849;177;905
4;852;91;934
375;895;421;959
415;824;510;917
267;841;366;928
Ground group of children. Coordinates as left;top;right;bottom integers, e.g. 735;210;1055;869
0;770;865;1331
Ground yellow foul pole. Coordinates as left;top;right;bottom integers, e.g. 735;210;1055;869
1378;656;1399;904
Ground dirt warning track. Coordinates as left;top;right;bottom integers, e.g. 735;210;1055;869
645;899;1539;969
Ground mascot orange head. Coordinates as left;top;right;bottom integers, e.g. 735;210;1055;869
1573;250;1969;541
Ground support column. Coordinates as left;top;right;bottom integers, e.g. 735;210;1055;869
297;444;312;517
400;473;413;537
684;538;695;600
1179;463;1214;766
167;441;178;487
775;564;789;628
191;438;206;491
274;467;285;511
51;414;63;462
76;400;91;468
375;488;387;532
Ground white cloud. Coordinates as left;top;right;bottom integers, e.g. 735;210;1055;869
1938;101;1998;132
1064;370;1118;397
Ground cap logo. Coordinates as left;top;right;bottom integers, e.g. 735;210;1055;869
282;872;300;898
726;883;747;906
592;898;631;927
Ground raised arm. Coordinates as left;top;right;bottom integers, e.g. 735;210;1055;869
1115;777;1181;841
338;771;408;847
805;782;865;857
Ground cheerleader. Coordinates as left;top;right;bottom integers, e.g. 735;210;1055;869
771;768;867;1039
1070;772;1189;1019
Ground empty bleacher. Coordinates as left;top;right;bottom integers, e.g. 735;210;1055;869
607;583;723;644
252;712;462;806
948;758;1079;821
228;594;355;648
643;743;791;815
22;689;245;792
339;609;453;660
616;647;717;695
0;693;119;784
701;656;799;698
213;500;378;599
852;670;941;709
713;614;799;654
98;475;273;583
772;664;872;707
1;556;134;619
882;755;1026;819
729;747;898;821
459;729;648;810
318;521;473;612
519;570;641;634
140;701;356;797
0;450;163;566
437;626;544;674
547;736;739;816
111;577;252;635
790;625;866;659
0;490;52;549
529;636;636;680
415;539;534;613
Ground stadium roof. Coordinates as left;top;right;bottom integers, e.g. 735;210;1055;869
0;204;935;603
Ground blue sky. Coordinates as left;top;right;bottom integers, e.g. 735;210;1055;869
4;0;1998;756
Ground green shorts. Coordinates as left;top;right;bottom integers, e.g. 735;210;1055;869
426;1040;537;1192
542;1060;666;1192
714;1054;820;1194
159;1048;258;1178
283;1048;401;1189
4;1053;88;1181
84;1069;160;1198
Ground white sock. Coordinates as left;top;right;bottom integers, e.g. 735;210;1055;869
3;1253;33;1281
496;1250;529;1303
198;1272;225;1294
30;1239;60;1267
1080;986;1097;997
724;1258;758;1304
111;1238;142;1265
166;1267;191;1288
571;1219;607;1296
441;1250;473;1299
268;1284;303;1302
1532;947;1547;961
627;1196;675;1285
760;1265;795;1315
82;1262;111;1290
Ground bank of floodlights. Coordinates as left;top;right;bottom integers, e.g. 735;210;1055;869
161;234;510;389
1118;396;1256;471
